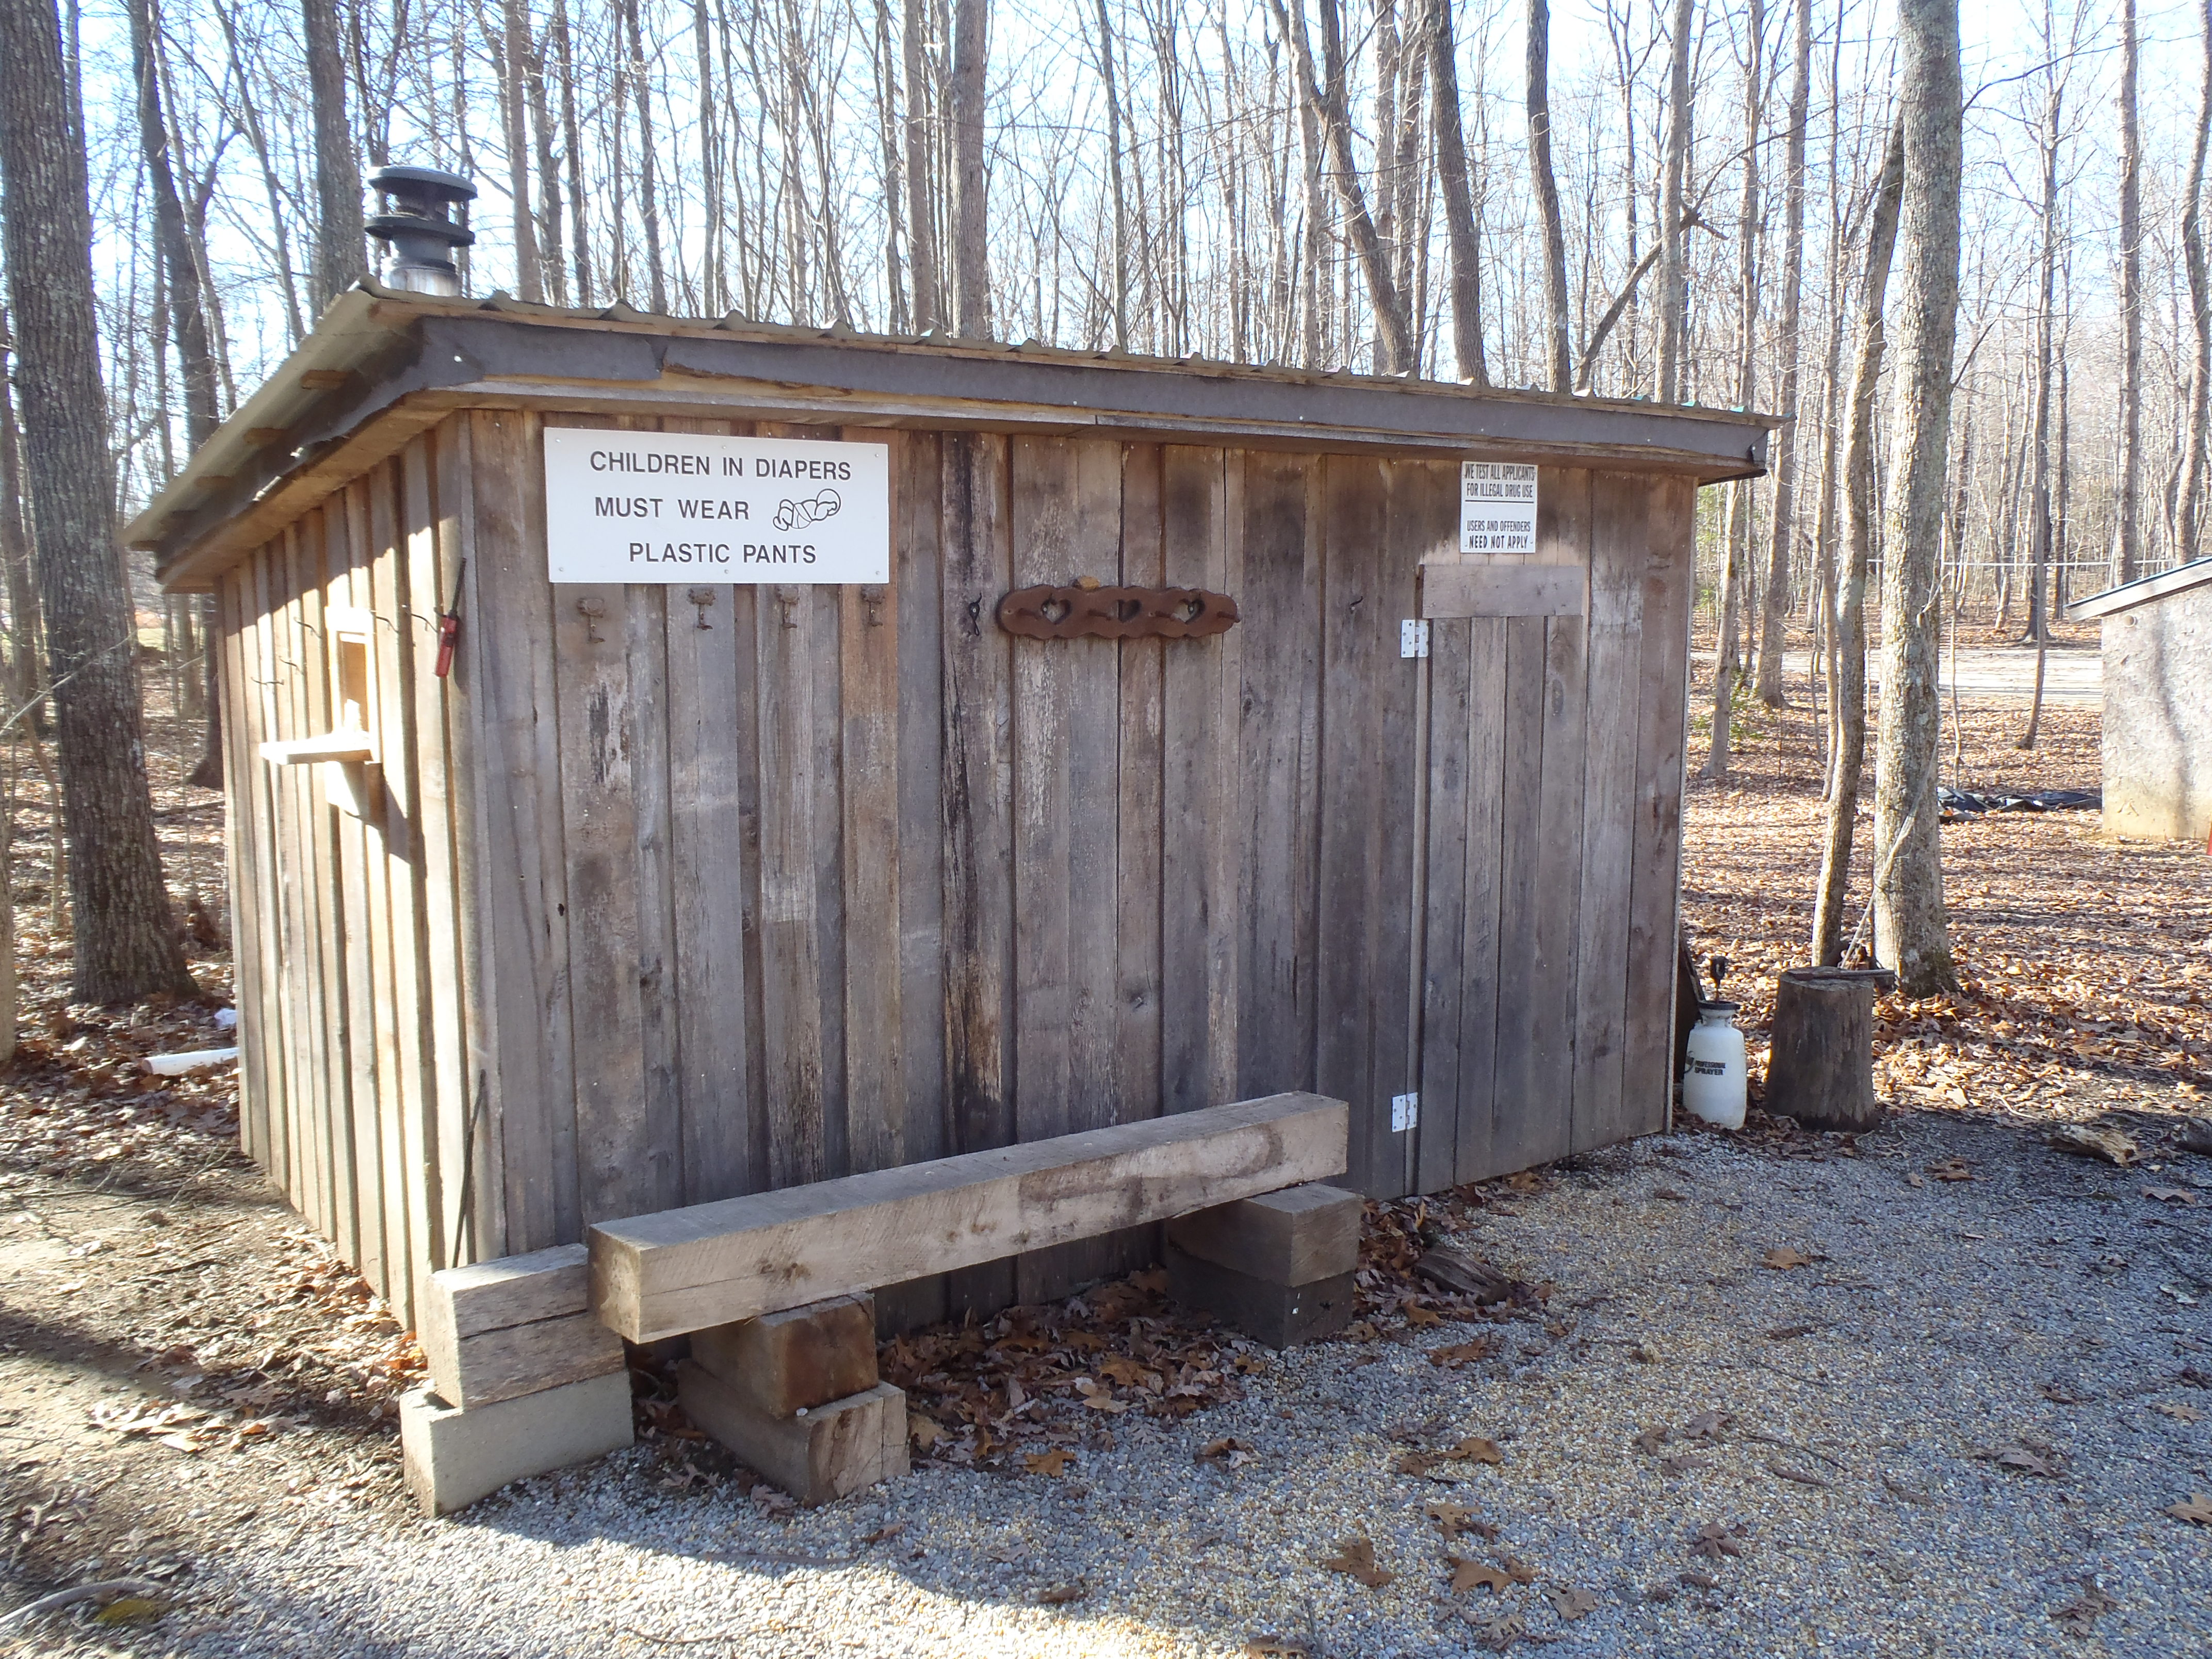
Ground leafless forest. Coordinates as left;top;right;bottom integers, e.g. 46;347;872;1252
0;0;2204;1010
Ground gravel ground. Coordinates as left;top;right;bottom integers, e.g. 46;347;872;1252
25;1110;2209;1659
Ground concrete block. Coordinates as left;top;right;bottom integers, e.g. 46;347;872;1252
1165;1241;1356;1348
400;1369;633;1516
689;1293;877;1418
677;1361;906;1505
1167;1183;1362;1286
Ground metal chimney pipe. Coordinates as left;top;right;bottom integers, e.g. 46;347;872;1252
366;165;477;296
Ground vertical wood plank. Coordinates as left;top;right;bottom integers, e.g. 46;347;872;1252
307;497;362;1280
215;568;272;1171
464;408;575;1251
1115;446;1165;1128
1571;473;1649;1152
1009;435;1074;1305
544;414;662;1225
839;427;905;1177
754;570;827;1190
400;434;478;1263
1159;446;1237;1117
940;431;1014;1319
1236;451;1322;1098
660;417;755;1206
245;543;295;1216
879;429;950;1336
274;523;330;1237
1451;614;1509;1185
367;466;440;1313
1625;476;1700;1136
1496;468;1592;1174
1416;615;1472;1193
325;494;387;1299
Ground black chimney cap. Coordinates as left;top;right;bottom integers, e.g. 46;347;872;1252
367;165;476;294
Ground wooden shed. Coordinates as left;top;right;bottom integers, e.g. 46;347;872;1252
135;284;1772;1327
2071;558;2212;847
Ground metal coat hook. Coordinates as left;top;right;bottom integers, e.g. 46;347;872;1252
577;595;607;643
773;585;804;628
687;587;717;629
860;584;888;627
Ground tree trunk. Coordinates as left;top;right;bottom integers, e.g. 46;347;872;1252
1269;0;1414;372
1655;0;1695;402
1427;0;1487;384
0;0;196;1002
2115;0;2143;587
1754;0;1810;707
948;0;990;336
552;0;592;305
2018;48;2063;750
498;0;542;303
303;0;365;313
130;0;218;450
2180;0;2212;562
1525;0;1571;392
620;0;669;314
1872;0;1963;996
902;0;941;332
1811;116;1905;967
1094;0;1130;352
0;313;42;728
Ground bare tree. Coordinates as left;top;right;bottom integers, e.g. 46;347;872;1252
1526;0;1571;391
2114;0;2142;587
2180;0;2212;563
1428;0;1487;383
1753;0;1811;707
303;0;366;311
1871;0;1962;996
949;0;990;335
1655;0;1696;401
1811;115;1905;966
0;0;196;1002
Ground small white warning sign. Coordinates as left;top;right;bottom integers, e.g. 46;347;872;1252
1459;462;1539;555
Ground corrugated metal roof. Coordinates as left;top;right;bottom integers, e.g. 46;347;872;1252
135;279;1782;584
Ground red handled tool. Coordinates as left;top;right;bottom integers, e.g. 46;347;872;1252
434;559;466;678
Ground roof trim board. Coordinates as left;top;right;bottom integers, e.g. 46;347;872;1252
2067;558;2212;622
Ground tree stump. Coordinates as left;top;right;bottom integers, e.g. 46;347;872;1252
1765;967;1898;1131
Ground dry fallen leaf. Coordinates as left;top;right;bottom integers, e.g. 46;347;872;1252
1926;1158;1974;1182
1448;1556;1515;1595
1322;1536;1394;1589
1196;1437;1255;1467
1766;1323;1815;1341
1547;1584;1600;1620
1762;1247;1814;1271
1036;1582;1087;1605
1023;1449;1074;1477
1681;1409;1729;1441
1906;1173;1926;1189
1444;1436;1505;1466
1429;1338;1499;1368
1688;1521;1745;1560
1501;1556;1539;1584
1395;1450;1440;1477
2143;1185;2198;1206
1633;1425;1670;1455
2051;1577;2117;1636
1101;1354;1162;1388
1405;1305;1445;1328
90;1598;168;1625
2039;1382;2083;1405
2156;1402;2205;1423
1244;1639;1308;1658
907;1413;945;1451
1996;1446;2064;1479
1075;1378;1130;1414
861;1523;905;1544
1424;1500;1498;1540
2167;1493;2212;1525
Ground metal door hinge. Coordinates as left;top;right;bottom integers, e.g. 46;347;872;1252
1391;1092;1420;1133
1400;619;1430;658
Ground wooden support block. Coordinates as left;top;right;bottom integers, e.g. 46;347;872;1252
399;1370;633;1516
676;1362;907;1506
1165;1242;1355;1348
1166;1184;1361;1286
422;1244;627;1410
1420;562;1586;619
689;1294;879;1419
591;1093;1348;1343
1765;967;1897;1133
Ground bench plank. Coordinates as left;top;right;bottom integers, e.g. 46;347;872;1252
589;1092;1348;1342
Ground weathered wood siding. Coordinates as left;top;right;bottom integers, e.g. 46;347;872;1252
216;428;477;1327
220;406;1695;1321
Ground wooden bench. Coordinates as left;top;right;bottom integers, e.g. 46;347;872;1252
404;1092;1352;1511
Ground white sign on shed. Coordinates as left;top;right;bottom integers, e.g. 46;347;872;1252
1459;462;1539;555
543;429;891;583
